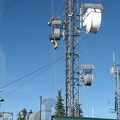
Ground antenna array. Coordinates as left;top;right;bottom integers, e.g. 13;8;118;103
110;62;120;119
48;0;103;116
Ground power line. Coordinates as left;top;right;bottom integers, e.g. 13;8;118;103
3;59;60;98
80;55;110;72
51;0;54;16
97;0;102;4
80;37;93;63
0;56;64;89
0;0;16;19
79;31;108;72
55;0;64;18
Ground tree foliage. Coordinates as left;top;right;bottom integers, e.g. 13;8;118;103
54;89;65;116
79;104;83;117
76;103;83;117
54;89;83;117
17;108;32;120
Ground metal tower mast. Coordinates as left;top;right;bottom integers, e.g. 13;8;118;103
110;64;120;119
48;0;103;117
65;0;80;116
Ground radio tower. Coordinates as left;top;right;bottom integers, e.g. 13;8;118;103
48;0;103;117
65;0;80;116
110;57;120;119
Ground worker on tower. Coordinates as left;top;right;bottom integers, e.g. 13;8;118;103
49;34;58;50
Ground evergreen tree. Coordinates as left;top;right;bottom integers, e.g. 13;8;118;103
76;103;83;117
21;108;27;120
27;109;33;120
17;112;22;120
17;108;32;120
54;89;65;116
79;104;83;117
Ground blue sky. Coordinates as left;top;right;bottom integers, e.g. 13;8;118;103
0;0;119;119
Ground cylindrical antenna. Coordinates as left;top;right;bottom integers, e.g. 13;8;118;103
92;107;94;117
113;52;115;65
